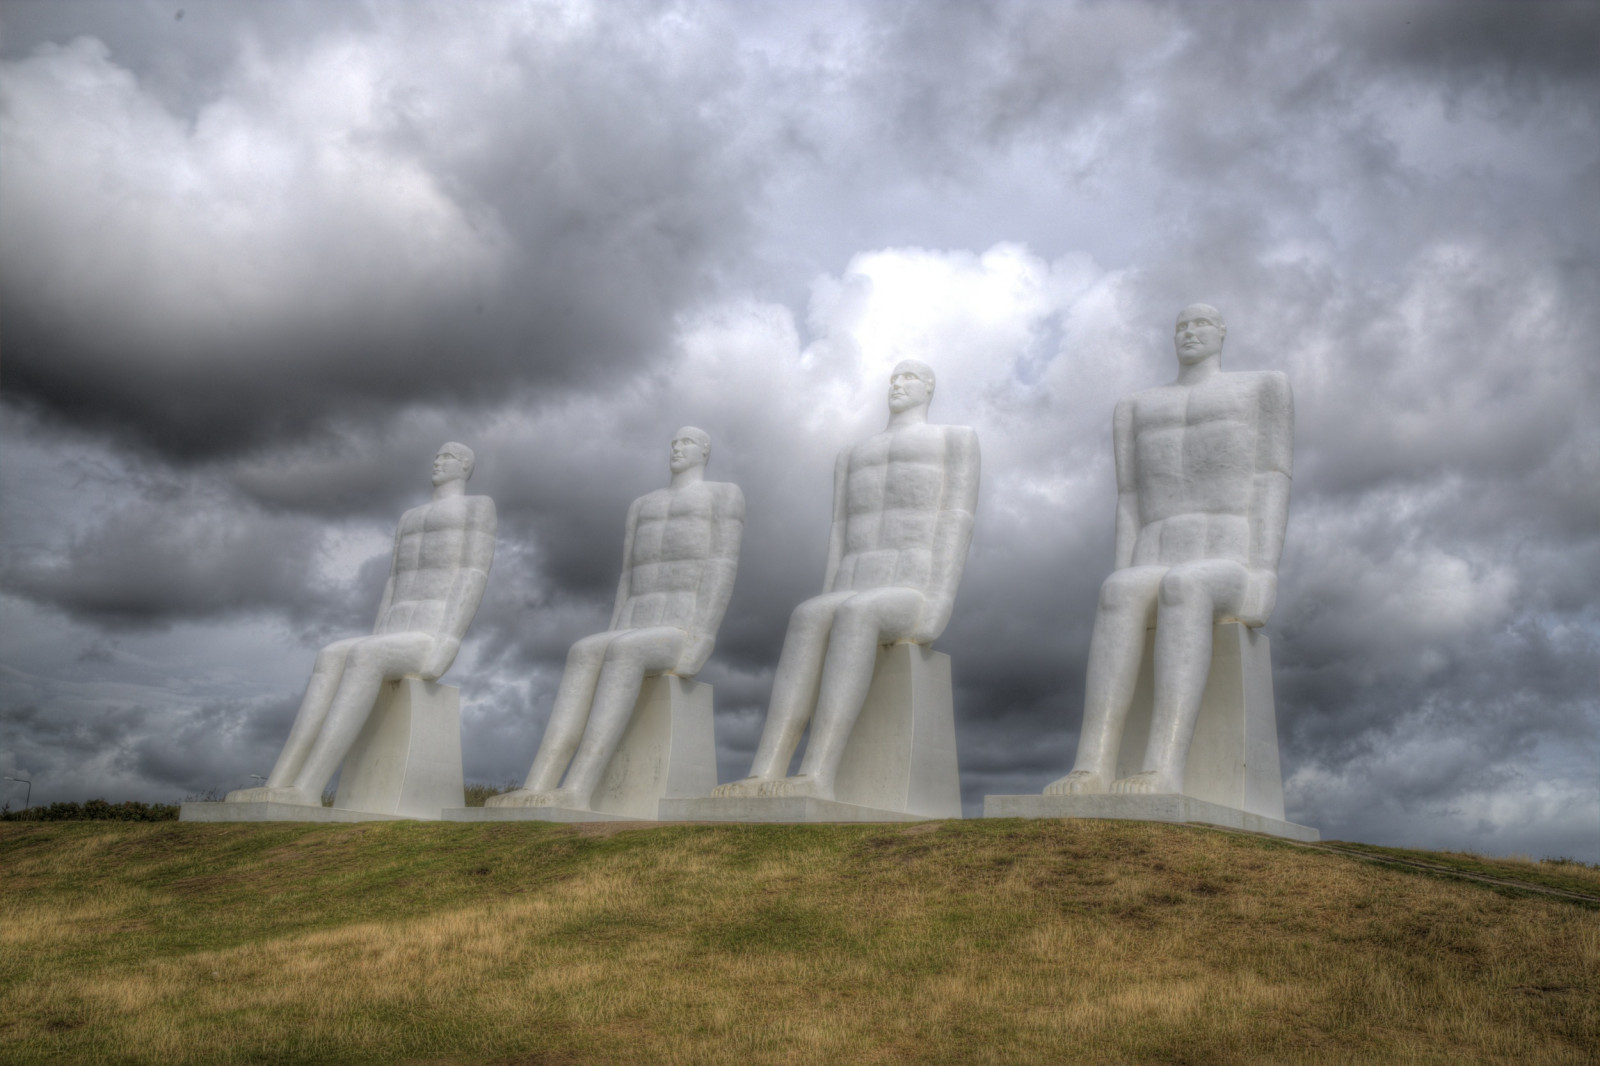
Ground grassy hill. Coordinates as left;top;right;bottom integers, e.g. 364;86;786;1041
2;818;1595;1064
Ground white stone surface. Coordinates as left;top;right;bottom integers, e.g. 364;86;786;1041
833;643;961;818
1046;306;1295;802
488;429;742;814
980;793;1319;842
672;643;961;822
334;679;464;819
225;443;494;810
1098;622;1284;819
659;796;930;823
443;805;640;823
448;675;716;822
714;361;979;805
179;803;408;823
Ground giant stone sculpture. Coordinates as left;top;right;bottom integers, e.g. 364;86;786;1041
186;442;496;822
668;361;978;821
983;305;1316;840
459;428;742;821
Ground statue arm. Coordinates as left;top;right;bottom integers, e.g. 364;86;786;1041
821;448;850;592
1244;373;1294;623
420;498;497;680
609;497;644;632
911;427;981;644
674;484;746;677
1111;397;1139;571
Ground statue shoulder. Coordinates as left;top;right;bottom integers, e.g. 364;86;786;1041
1235;369;1293;413
937;423;980;458
1117;385;1166;412
461;494;498;531
1229;367;1290;391
704;480;745;504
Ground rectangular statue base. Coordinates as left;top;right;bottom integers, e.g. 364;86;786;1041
1123;622;1286;820
179;802;409;823
442;805;641;823
980;793;1319;842
441;674;716;823
833;642;961;818
658;795;932;823
333;678;464;820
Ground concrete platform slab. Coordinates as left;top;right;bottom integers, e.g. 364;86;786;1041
441;806;640;823
981;792;1318;842
179;802;409;823
659;795;933;823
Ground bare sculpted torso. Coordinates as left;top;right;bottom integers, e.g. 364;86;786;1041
832;423;962;595
1122;370;1285;576
616;482;727;631
379;497;496;635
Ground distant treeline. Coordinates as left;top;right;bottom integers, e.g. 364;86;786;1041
1;799;179;822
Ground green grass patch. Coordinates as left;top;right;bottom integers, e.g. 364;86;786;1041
2;818;1596;1064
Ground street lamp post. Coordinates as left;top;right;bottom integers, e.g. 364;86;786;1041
4;776;32;810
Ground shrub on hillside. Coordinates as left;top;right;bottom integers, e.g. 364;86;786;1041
1;799;179;822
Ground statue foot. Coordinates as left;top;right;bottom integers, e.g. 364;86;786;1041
485;787;590;810
1110;771;1178;795
756;774;835;801
223;785;319;806
1043;770;1106;796
710;777;770;799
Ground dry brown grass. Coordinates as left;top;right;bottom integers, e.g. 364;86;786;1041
1;818;1595;1064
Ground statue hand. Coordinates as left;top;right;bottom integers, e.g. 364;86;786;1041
672;633;715;679
1238;571;1278;627
909;599;948;646
420;636;461;681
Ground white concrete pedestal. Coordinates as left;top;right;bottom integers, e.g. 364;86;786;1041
983;623;1317;841
981;792;1319;841
444;674;717;823
336;679;464;819
179;802;410;823
661;643;962;822
182;678;464;823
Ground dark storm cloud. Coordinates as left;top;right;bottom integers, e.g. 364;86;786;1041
1;0;755;458
1;0;1596;858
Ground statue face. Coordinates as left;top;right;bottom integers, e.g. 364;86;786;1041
888;367;932;413
432;448;472;486
669;430;710;474
1174;307;1226;365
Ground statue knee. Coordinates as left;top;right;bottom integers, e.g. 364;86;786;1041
1100;570;1157;612
601;631;658;670
313;637;359;671
830;597;875;636
1157;569;1207;609
790;597;833;632
566;634;611;670
340;640;389;676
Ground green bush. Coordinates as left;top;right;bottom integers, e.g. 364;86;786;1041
0;798;179;822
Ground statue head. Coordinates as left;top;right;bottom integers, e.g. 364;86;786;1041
1174;304;1226;366
888;359;936;414
432;441;476;486
669;426;711;475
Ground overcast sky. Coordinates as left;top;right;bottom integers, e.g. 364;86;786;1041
2;0;1596;859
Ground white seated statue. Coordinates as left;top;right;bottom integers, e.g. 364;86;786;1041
226;442;496;808
713;360;980;805
488;427;744;813
1046;304;1293;800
